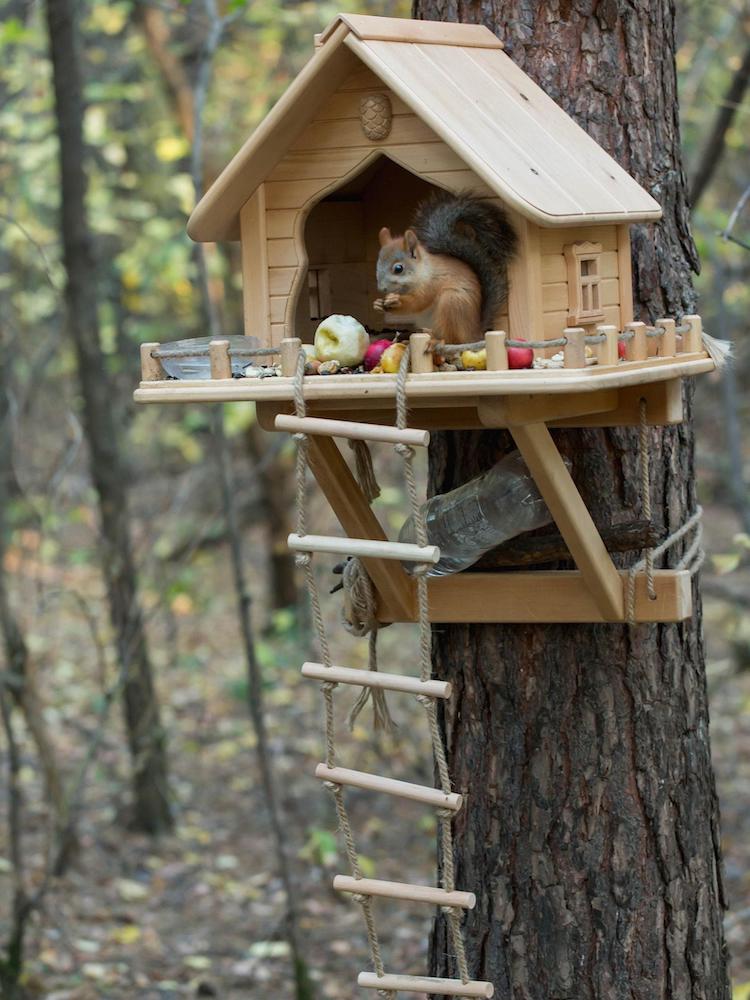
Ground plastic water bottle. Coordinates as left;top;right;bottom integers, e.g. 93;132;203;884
398;450;566;577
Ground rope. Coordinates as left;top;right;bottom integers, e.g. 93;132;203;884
291;355;395;997
342;559;394;732
638;399;656;602
395;345;471;985
626;396;704;621
349;440;381;503
151;345;281;359
626;507;704;622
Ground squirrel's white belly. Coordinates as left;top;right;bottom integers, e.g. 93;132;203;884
385;305;435;329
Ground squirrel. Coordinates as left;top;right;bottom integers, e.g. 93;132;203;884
373;191;518;345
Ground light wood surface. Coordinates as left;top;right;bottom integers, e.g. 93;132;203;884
301;661;451;698
275;414;430;447
135;354;714;407
506;212;544;345
188;14;662;242
288;533;439;564
625;321;648;362
209;340;232;380
485;331;508;370
410;332;434;374
596;325;619;366
240;189;271;344
510;422;625;620
140;342;163;381
257;380;681;430
318;13;504;48
563;327;586;368
346;34;662;226
279;337;301;377
373;570;692;624
333;875;475;909
616;224;634;325
315;764;462;811
305;435;415;621
656;317;676;358
682;314;702;353
358;972;494;997
477;389;618;427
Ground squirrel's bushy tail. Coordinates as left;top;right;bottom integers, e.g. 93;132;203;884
413;191;518;330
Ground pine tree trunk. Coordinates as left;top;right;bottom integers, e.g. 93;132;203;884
411;1;730;996
45;0;172;834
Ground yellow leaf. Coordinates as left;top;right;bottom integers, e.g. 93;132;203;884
111;925;141;945
733;983;750;1000
155;136;190;163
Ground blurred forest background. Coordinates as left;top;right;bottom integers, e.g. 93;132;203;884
0;0;749;997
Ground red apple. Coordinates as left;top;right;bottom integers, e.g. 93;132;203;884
364;338;393;371
507;337;534;369
617;339;627;360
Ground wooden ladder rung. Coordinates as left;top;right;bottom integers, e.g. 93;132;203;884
315;764;462;812
275;414;430;447
358;972;494;997
334;875;475;909
301;662;451;699
288;533;440;564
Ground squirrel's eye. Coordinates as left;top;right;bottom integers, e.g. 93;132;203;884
393;263;404;274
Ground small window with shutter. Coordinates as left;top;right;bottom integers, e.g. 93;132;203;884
564;242;605;326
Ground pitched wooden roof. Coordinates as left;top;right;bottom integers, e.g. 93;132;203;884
188;14;662;241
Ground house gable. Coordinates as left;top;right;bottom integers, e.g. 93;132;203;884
188;14;661;244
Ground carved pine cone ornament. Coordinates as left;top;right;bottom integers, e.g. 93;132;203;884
359;93;392;141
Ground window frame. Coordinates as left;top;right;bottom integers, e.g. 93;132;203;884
564;241;605;326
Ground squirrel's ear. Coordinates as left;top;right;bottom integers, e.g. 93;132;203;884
378;227;392;247
404;229;420;259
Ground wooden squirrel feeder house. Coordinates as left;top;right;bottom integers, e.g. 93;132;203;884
135;15;715;997
135;13;713;629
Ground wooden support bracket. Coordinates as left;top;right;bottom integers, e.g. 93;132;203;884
375;570;691;624
510;422;625;620
303;435;415;622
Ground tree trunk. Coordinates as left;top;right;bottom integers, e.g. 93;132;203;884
411;1;730;996
45;0;172;834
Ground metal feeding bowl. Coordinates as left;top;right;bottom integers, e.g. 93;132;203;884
158;336;263;380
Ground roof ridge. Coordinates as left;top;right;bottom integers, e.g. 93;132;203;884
318;13;503;49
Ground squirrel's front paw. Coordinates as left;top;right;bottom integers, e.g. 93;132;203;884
373;297;386;313
382;292;402;311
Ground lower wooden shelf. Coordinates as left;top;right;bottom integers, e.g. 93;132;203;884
376;569;691;624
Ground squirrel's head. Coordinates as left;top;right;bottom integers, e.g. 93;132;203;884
376;227;422;294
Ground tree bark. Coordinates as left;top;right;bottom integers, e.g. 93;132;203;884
411;1;730;997
45;0;172;833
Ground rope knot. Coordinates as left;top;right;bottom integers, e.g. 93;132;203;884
412;562;430;577
295;553;311;568
323;780;337;793
415;693;433;708
352;893;368;905
437;808;454;820
395;442;415;460
441;904;457;916
292;432;307;444
321;680;338;694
